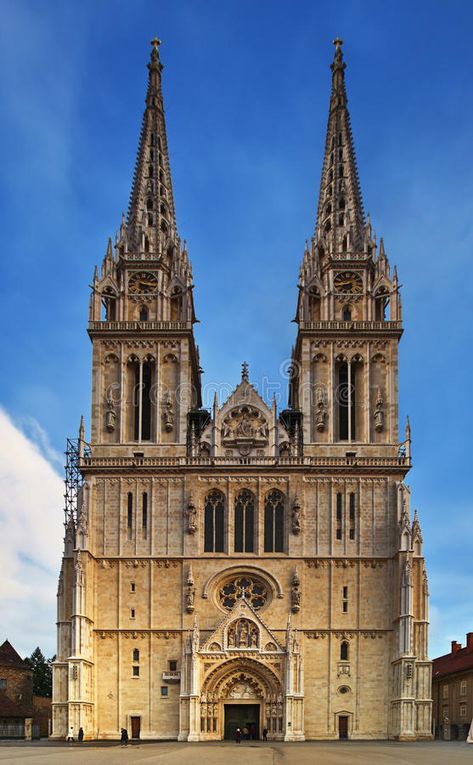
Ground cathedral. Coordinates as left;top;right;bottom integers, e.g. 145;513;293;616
51;38;432;741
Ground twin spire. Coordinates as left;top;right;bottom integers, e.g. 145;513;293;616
126;38;365;263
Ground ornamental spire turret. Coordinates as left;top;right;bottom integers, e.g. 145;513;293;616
314;39;365;255
126;38;178;255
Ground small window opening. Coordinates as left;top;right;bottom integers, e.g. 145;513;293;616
130;608;136;619
133;649;140;662
161;686;168;697
339;198;345;209
338;132;342;145
148;164;153;178
142;492;148;538
336;493;342;540
160;220;168;233
339;214;344;226
342;586;349;613
144;236;150;253
160;203;166;216
328;170;333;183
349;493;355;540
169;660;177;672
339;164;344;177
151;134;155;146
159;170;164;183
339;148;343;160
130;582;136;593
342;235;348;252
147;214;153;226
324;220;331;234
139;306;148;322
146;198;153;210
127;493;133;539
132;666;140;677
342;306;351;321
341;640;349;660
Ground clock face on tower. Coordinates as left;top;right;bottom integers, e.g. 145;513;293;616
128;272;158;295
334;271;363;294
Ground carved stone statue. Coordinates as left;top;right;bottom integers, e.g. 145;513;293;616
185;567;195;613
292;498;302;535
163;392;174;432
185;495;197;535
291;571;301;613
315;390;327;432
105;391;116;432
374;388;384;432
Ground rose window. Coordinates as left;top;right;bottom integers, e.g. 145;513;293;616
219;575;269;611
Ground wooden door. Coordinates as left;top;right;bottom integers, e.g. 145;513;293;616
131;716;141;739
338;715;348;739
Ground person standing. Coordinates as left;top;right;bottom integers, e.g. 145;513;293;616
235;727;242;744
262;727;268;742
66;725;74;743
120;727;129;746
242;725;249;740
78;727;84;742
467;718;473;744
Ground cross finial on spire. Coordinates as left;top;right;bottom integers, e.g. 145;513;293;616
333;37;343;51
241;361;249;382
150;36;161;52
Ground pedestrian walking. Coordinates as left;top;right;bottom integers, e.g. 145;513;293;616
120;727;129;746
78;726;84;742
66;725;74;743
262;727;268;741
235;726;242;744
242;725;249;740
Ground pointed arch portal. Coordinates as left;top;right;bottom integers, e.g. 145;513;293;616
200;657;283;740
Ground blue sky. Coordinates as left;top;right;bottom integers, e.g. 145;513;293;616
0;0;472;659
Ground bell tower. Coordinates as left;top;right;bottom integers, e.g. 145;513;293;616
88;38;201;451
290;39;403;453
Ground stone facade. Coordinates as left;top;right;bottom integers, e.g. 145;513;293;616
432;634;473;740
51;39;432;741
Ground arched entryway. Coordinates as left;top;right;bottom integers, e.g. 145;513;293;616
200;657;283;740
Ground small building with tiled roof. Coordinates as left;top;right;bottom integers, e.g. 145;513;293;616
432;632;473;740
0;640;34;738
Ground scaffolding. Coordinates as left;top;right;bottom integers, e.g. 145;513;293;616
64;437;90;528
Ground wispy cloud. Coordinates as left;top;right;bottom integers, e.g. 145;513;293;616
0;408;63;658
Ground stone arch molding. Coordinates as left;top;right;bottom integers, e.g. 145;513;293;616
202;565;284;601
201;657;282;701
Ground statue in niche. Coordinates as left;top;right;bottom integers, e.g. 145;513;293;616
236;411;254;438
291;571;301;613
315;390;327;432
227;627;236;648
185;582;195;613
185;495;197;535
185;567;195;613
105;390;116;432
292;498;302;535
238;620;248;647
374;388;384;432
162;392;174;432
250;626;258;648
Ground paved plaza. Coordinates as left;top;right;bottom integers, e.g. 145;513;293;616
0;741;471;765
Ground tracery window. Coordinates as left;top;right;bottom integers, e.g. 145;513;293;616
204;490;225;553
264;490;284;553
219;575;268;611
234;490;255;552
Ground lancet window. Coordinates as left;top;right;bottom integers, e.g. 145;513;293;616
128;355;155;441
264;490;284;553
336;355;363;441
204;490;225;553
234;490;255;553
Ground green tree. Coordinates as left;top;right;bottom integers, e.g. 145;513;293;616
24;647;55;697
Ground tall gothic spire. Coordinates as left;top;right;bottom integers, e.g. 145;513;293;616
127;38;178;254
314;39;364;254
